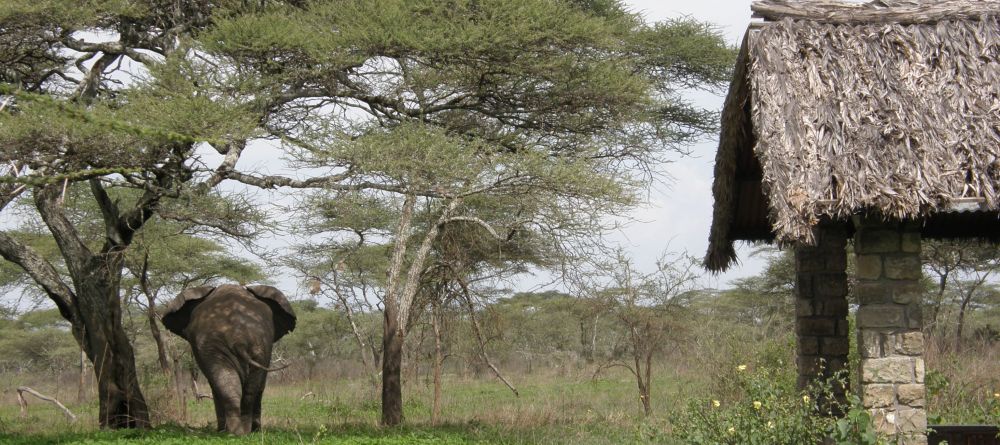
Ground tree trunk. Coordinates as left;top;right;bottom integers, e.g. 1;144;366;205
78;348;87;403
460;279;518;397
137;258;186;419
340;294;378;396
430;306;444;425
76;265;151;429
25;182;157;429
591;314;599;362
139;257;172;376
172;355;188;421
641;350;653;416
379;196;460;426
956;297;971;353
381;307;405;426
954;272;991;353
928;273;949;336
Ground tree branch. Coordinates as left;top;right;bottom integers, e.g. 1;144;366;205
458;277;519;397
33;185;93;267
17;386;77;422
63;37;160;67
73;53;118;104
0;231;76;321
89;178;126;246
439;216;504;241
219;170;446;197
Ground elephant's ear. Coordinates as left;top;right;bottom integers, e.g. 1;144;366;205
161;286;216;338
245;285;297;341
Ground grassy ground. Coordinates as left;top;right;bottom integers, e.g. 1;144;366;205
0;366;700;444
3;340;998;444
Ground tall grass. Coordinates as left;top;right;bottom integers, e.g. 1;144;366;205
2;334;998;443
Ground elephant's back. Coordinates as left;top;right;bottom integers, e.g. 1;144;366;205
188;285;275;356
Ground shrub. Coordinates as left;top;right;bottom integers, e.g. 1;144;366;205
673;363;886;445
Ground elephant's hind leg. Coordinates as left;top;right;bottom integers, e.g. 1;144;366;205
243;369;268;432
205;365;248;435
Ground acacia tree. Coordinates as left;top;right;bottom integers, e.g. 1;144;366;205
289;242;389;394
0;2;274;428
581;250;701;416
200;1;732;424
921;240;1000;346
719;247;796;333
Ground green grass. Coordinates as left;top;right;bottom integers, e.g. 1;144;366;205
0;425;484;445
0;367;694;444
6;340;995;445
0;421;681;445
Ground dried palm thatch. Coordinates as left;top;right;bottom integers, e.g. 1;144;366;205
706;0;1000;271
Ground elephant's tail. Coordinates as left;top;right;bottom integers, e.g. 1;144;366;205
247;358;290;372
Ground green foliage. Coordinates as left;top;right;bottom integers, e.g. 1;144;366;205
709;247;794;332
674;364;842;445
0;308;78;372
926;367;1000;425
118;55;261;144
0;99;153;174
829;394;886;445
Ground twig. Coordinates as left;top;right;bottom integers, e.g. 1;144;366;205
17;386;77;422
58;178;68;205
300;391;315;400
192;379;213;400
458;278;519;397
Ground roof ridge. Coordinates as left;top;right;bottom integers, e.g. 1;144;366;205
752;0;1000;25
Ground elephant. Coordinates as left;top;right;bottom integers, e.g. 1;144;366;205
161;284;296;435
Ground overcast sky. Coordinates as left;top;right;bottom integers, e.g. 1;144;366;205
596;0;759;289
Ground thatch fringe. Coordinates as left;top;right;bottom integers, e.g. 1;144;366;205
705;32;754;272
705;0;1000;271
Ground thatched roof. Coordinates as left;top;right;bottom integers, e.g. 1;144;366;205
706;0;1000;271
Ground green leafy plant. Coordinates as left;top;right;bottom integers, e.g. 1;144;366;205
674;363;832;445
829;394;885;445
674;363;889;445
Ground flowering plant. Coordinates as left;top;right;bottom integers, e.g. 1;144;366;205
673;364;879;445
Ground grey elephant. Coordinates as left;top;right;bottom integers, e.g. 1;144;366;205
161;284;296;435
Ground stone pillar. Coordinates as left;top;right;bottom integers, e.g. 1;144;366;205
795;224;850;399
853;217;926;445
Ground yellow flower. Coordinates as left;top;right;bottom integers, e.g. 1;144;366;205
737;364;747;372
994;392;1000;399
767;421;775;429
727;427;735;435
712;400;721;408
802;395;811;404
753;401;762;410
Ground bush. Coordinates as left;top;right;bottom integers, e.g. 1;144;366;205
673;363;886;445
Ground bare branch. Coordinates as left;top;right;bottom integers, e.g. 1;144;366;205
63;37;160;66
439;216;504;241
17;386;77;422
459;277;519;397
0;231;76;319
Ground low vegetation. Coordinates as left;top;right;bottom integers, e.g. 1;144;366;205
2;251;999;443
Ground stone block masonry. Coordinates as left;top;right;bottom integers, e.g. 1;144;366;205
854;217;926;445
795;224;850;401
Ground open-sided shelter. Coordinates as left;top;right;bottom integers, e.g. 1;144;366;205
704;1;1000;443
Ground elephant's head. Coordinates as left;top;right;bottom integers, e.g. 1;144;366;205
161;284;297;342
